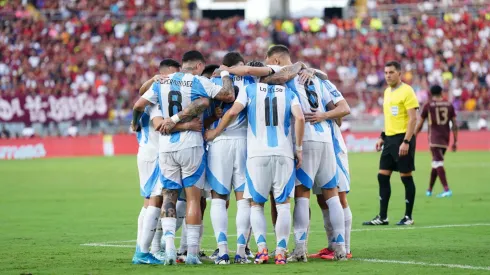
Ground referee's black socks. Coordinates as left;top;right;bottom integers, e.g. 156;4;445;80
401;176;416;219
378;173;391;220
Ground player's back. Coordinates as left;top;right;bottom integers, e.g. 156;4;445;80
244;83;296;159
424;99;455;147
209;74;256;138
156;72;208;152
137;105;159;160
285;76;332;143
323;79;348;154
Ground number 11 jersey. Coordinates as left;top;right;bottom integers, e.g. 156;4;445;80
142;72;223;153
235;83;300;160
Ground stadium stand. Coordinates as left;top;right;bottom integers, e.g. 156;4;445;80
0;0;489;137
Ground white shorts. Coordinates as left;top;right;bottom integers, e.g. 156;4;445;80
296;141;338;191
137;156;162;198
207;139;246;195
244;156;295;204
158;146;208;191
336;151;350;193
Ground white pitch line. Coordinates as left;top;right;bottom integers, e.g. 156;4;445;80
78;244;490;271
81;223;490;247
356;258;490;271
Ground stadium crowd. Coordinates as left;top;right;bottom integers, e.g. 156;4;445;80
0;1;489;137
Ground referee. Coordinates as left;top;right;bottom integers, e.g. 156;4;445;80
363;61;419;226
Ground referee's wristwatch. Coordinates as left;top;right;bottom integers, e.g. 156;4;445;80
403;139;410;144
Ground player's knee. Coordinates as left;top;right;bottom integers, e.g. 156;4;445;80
316;194;328;209
295;185;311;199
149;195;163;207
339;192;349;208
379;169;392;176
400;172;412;177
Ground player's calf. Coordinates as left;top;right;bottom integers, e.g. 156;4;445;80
210;191;230;264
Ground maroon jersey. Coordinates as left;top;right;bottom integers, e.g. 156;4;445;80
420;100;456;148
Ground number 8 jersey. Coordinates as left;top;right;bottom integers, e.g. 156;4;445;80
236;83;300;160
142;72;223;153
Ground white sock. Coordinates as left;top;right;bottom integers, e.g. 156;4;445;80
321;209;334;250
275;203;291;256
187;224;201;255
199;221;204;252
150;218;163;254
250;205;267;251
161;217;177;252
136;207;146;251
176;200;186;232
211;199;228;256
178;219;188;253
236;199;251;257
344;206;353;254
326;196;345;252
293;198;309;253
139;206;160;253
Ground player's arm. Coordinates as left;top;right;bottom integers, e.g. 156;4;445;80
291;95;305;169
139;76;156;95
204;102;245;141
223;65;274;77
132;85;158;131
153;117;202;133
158;97;210;134
304;99;350;124
314;69;328;80
261;62;306;84
212;74;235;103
415;103;429;135
203;106;223;129
451;113;458;152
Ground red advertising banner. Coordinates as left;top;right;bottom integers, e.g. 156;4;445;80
0;131;489;160
0;94;109;123
0;135;105;159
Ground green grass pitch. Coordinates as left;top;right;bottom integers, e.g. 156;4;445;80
1;152;489;274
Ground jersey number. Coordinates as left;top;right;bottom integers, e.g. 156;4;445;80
435;107;448;125
264;96;278;126
168;91;182;117
304;83;319;109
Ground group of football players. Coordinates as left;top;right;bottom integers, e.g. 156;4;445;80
130;45;353;266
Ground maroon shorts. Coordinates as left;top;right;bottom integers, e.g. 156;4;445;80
431;147;447;162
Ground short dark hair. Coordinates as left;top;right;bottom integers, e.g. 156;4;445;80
266;45;290;58
247;60;265;67
159;59;181;69
385;61;401;71
201;64;220;77
222;52;245;67
430;85;443;96
182;50;205;63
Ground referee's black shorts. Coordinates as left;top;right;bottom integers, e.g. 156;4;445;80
379;133;416;173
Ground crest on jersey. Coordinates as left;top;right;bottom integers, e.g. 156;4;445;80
330;90;341;97
391;106;399;116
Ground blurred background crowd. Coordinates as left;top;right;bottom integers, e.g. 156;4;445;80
0;0;489;138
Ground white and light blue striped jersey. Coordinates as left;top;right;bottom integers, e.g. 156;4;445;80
208;74;256;140
136;105;160;161
285;76;333;143
323;80;348;154
142;72;223;153
235;83;300;159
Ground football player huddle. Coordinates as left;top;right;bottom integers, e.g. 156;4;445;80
130;45;352;266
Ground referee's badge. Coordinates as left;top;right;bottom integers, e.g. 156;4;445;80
391;106;399;116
